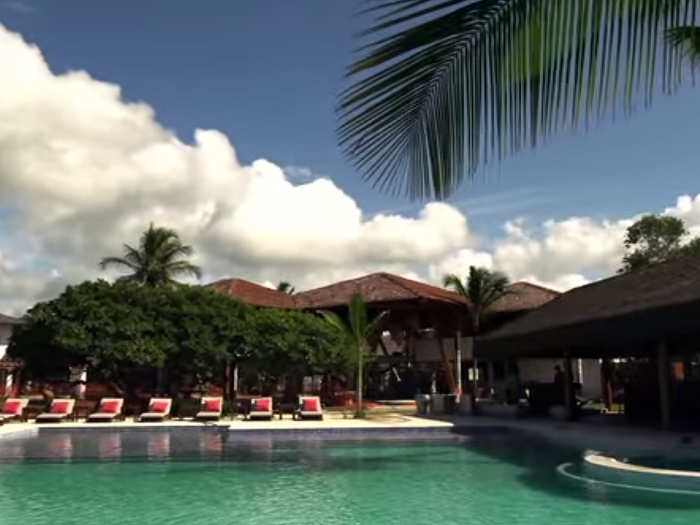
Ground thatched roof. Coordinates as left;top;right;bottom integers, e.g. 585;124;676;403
206;278;295;309
0;313;23;325
479;254;700;358
293;273;467;309
490;282;560;313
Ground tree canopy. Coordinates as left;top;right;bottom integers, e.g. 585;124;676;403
9;281;348;391
621;214;700;272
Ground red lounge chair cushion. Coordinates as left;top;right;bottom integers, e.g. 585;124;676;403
101;401;120;413
253;398;270;412
204;399;221;412
2;401;21;414
51;401;71;414
150;401;169;413
302;398;320;412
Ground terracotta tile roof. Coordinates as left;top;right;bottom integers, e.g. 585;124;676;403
490;282;561;313
206;278;295;309
0;313;23;325
293;272;467;309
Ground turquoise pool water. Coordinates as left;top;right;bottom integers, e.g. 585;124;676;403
0;430;699;524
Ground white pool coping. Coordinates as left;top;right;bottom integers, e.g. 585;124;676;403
0;413;454;440
585;453;700;479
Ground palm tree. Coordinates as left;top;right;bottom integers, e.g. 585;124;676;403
100;224;201;286
444;267;512;403
320;293;389;417
340;0;698;200
276;281;296;294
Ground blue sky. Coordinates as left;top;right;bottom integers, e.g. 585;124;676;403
4;0;697;230
0;1;698;313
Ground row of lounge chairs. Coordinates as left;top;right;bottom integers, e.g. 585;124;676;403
0;395;324;423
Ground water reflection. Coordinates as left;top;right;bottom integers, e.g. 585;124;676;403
199;433;223;458
46;433;73;461
98;433;122;460
146;432;171;459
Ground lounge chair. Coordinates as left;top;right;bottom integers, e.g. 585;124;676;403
247;397;273;420
0;398;29;423
295;396;323;420
138;398;172;422
195;396;223;422
35;398;76;423
87;397;124;422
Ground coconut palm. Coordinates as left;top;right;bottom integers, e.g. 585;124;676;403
100;224;201;286
340;0;699;200
276;281;296;294
320;293;389;417
444;267;512;401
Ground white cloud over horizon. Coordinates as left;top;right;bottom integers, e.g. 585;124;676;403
0;24;699;315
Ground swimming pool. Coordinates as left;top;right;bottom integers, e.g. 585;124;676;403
0;429;698;524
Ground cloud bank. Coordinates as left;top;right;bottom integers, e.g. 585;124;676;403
0;25;698;314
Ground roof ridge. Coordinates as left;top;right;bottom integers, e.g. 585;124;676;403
511;281;561;295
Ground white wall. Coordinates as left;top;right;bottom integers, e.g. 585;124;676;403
517;358;602;399
0;323;12;359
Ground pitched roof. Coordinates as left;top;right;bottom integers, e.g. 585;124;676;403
490;281;561;313
0;313;23;325
293;273;467;309
480;254;700;355
206;278;295;309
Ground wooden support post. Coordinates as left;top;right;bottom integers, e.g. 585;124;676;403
563;355;576;421
657;341;671;430
455;329;462;401
435;335;457;394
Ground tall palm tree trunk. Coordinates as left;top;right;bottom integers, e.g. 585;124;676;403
356;344;363;416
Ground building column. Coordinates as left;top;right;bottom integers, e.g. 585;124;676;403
657;340;671;430
487;361;495;397
563;354;576;421
455;329;462;402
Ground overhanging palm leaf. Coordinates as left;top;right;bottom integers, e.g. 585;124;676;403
340;0;698;200
668;25;700;64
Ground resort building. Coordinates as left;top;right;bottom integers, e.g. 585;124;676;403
479;254;700;428
209;272;573;401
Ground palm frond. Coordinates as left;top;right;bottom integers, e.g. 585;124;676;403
99;256;138;272
443;273;468;298
668;25;700;65
165;260;202;280
340;0;698;200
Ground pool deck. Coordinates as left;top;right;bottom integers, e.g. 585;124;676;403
2;412;700;456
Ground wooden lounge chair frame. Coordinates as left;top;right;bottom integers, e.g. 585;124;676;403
0;398;29;423
138;397;172;422
87;397;125;422
295;395;324;420
195;396;223;421
35;398;76;423
247;396;273;421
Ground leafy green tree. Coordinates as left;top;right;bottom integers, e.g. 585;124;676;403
100;223;201;286
620;215;699;272
247;308;350;393
340;0;697;199
321;294;388;417
444;267;512;402
9;281;251;392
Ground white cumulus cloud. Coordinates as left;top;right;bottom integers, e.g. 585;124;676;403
0;24;699;315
